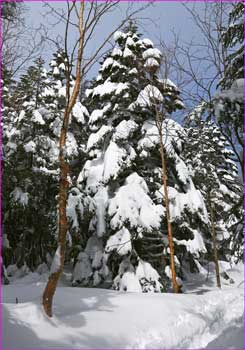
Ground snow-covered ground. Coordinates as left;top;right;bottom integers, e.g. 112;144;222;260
2;262;244;349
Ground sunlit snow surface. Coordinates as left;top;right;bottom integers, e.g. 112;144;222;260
2;262;244;349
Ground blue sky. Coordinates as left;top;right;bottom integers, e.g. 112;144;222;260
24;1;234;124
26;1;204;80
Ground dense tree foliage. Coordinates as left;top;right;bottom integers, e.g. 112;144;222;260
2;21;243;292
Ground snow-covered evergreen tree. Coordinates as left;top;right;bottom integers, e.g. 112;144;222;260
212;2;244;263
2;67;18;282
214;2;244;176
3;52;88;272
221;1;244;90
184;121;242;264
73;26;209;292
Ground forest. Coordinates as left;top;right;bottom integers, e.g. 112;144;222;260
1;1;244;349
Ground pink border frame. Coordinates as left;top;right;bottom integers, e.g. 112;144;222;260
0;0;244;349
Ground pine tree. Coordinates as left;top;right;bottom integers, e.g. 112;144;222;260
2;51;88;274
215;1;244;176
221;1;244;89
211;1;244;263
1;67;17;283
184;120;242;276
3;57;57;271
73;26;209;292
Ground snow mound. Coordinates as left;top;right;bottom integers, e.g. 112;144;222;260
2;264;244;349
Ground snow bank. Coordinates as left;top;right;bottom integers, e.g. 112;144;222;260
2;263;244;349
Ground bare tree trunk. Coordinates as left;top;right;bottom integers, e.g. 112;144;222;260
41;0;151;318
209;198;221;288
42;1;85;318
158;123;180;293
42;156;69;317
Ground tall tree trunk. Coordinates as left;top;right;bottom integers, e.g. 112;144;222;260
42;156;69;317
209;197;221;288
42;1;85;317
158;122;180;293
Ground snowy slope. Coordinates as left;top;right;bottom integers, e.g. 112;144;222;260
2;264;244;349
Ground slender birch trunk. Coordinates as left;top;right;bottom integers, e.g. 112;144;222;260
157;112;180;293
42;1;85;317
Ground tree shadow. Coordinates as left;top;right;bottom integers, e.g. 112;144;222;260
2;287;123;349
3;303;121;349
205;316;244;349
2;305;65;349
53;287;117;322
184;275;217;295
